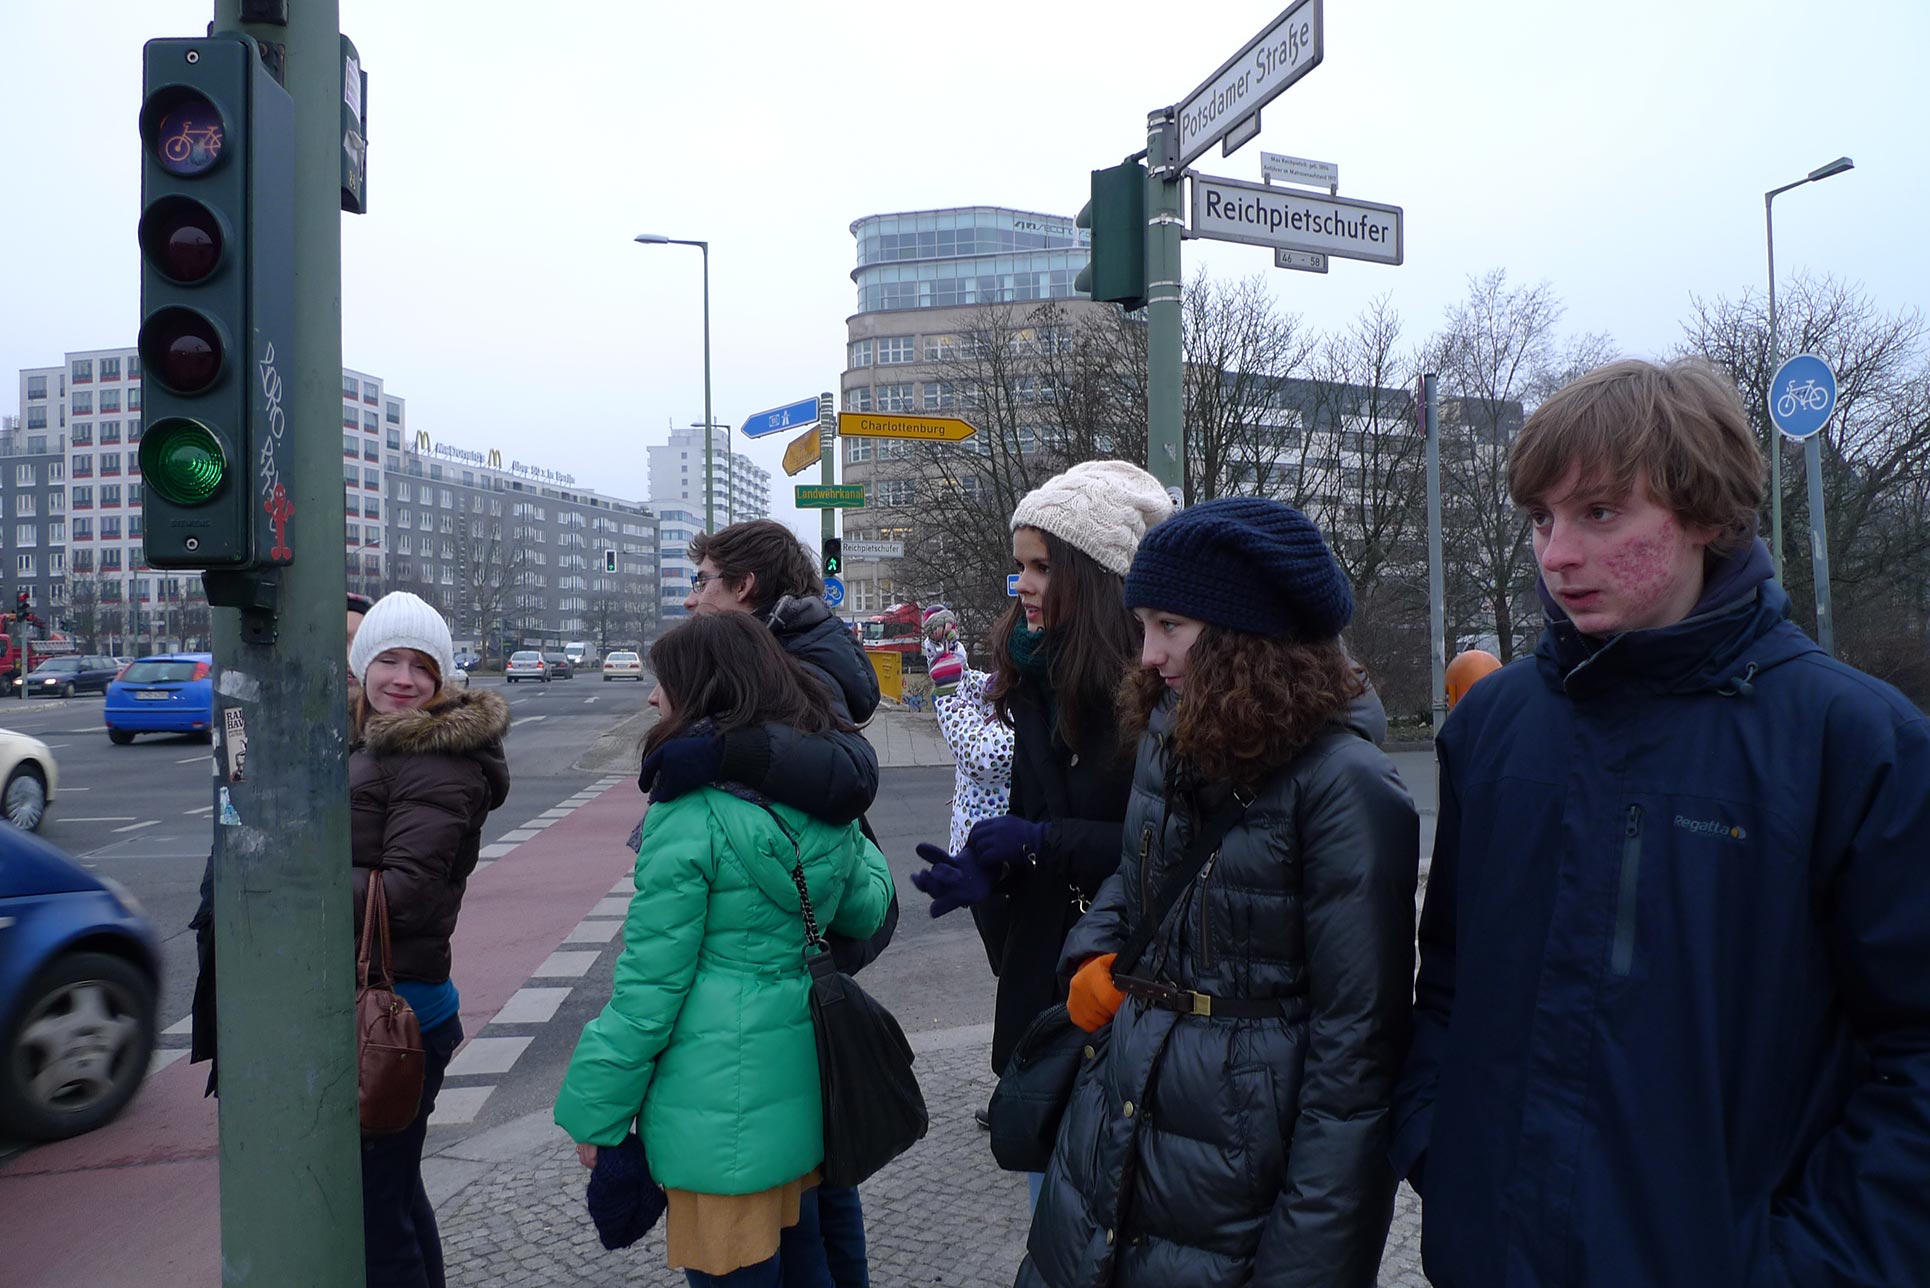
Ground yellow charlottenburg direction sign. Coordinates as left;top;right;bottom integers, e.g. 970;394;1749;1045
836;412;977;442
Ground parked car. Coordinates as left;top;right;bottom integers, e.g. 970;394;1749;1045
444;665;470;691
0;824;160;1140
452;651;481;672
103;653;215;744
543;652;575;680
0;728;59;830
601;650;644;682
505;650;551;683
14;655;122;699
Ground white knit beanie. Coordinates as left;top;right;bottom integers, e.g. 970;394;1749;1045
348;591;455;689
1010;460;1175;576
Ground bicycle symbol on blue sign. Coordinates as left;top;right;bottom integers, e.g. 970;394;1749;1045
823;577;845;609
1766;354;1837;441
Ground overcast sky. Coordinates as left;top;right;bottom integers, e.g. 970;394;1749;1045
6;0;1925;542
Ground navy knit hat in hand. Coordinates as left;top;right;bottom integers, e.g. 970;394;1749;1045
1124;497;1354;640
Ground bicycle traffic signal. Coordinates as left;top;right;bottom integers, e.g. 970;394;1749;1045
1076;162;1148;311
604;548;619;573
137;35;293;570
822;537;842;578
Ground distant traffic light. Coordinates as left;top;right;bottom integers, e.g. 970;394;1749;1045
604;548;618;573
822;537;842;578
14;590;27;619
137;35;293;570
1075;161;1148;311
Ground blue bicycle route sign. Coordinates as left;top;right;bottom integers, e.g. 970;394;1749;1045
1767;354;1837;441
823;576;846;608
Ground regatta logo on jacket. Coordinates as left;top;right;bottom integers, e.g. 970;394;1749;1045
1673;813;1747;842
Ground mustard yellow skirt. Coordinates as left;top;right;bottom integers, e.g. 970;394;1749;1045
663;1169;821;1276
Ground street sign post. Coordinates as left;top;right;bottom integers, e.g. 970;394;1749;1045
823;577;845;609
1261;150;1338;191
781;424;820;476
843;539;905;560
1007;573;1021;596
1274;248;1328;274
1767;353;1836;440
743;396;821;439
1191;173;1403;264
796;483;867;509
1174;0;1324;169
836;412;977;443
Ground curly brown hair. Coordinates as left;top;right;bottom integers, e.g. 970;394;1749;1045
1120;627;1363;788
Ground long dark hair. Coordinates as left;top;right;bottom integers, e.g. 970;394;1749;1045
643;612;847;754
988;526;1138;751
1120;626;1362;789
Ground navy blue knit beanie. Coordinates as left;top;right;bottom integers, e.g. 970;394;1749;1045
1124;497;1354;640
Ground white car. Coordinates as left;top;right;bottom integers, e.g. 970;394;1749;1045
0;728;59;830
601;651;644;681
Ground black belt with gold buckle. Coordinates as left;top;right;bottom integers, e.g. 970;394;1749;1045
1114;974;1301;1020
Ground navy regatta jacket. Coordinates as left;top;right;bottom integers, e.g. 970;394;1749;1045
1393;541;1930;1287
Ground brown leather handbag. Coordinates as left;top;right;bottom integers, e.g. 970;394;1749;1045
356;869;424;1136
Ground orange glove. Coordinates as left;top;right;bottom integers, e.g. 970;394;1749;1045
1067;953;1124;1032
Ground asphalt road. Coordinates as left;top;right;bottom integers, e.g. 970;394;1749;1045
0;672;651;1043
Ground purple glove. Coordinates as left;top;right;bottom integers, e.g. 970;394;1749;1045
910;842;1001;918
967;814;1046;872
638;734;724;802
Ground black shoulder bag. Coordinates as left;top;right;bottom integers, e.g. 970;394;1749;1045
987;790;1249;1173
773;812;930;1189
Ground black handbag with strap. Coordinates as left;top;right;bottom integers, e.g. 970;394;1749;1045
986;788;1250;1172
766;807;929;1189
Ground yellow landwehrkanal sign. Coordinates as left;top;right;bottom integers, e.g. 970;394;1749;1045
836;412;977;443
781;425;821;477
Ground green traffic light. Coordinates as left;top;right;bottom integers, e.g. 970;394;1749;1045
140;418;228;505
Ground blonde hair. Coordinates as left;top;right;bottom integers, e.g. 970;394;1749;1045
1507;358;1764;554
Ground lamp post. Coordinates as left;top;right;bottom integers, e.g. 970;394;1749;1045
1764;156;1853;587
635;234;714;532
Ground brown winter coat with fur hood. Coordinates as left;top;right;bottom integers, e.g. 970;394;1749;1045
350;687;512;983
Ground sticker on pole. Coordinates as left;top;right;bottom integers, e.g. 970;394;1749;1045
1767;354;1836;441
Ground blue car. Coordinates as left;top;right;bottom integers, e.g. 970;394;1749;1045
104;652;214;745
0;825;160;1140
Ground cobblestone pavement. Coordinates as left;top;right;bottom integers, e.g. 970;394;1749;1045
436;1024;1425;1286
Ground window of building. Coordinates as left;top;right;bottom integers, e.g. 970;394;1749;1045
15;525;36;547
100;453;120;476
15;555;33;576
14;495;33;518
124;451;137;476
364;468;379;488
100;421;121;444
26;435;46;455
49;462;65;483
877;384;914;412
343;463;358;485
99;389;122;414
847;386;873;413
342;373;359;398
101;517;122;540
848;339;872;368
363;412;378;431
99;356;121;381
386;428;401;449
343;407;359;429
48;551;64;576
876;479;915;507
72;517;93;540
72;550;92;572
26;406;46;429
365;498;380;519
386;400;401;424
15;464;36;487
26;375;46;400
922;382;956;411
72;392;92;415
364;441;379;462
127;386;140;412
395;480;413;502
71;486;92;509
71;359;92;383
48;488;63;510
70;423;91;446
876;336;916;365
128;483;140;507
362;380;379;404
101;552;123;576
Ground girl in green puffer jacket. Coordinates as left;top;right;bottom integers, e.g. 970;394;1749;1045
556;612;895;1286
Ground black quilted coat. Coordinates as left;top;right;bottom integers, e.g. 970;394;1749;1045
1016;690;1419;1288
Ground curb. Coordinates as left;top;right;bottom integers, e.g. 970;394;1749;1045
573;709;655;776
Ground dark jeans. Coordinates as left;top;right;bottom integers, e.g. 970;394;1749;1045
362;1015;463;1288
816;1186;869;1288
683;1187;834;1288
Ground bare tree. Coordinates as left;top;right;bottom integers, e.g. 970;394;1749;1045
62;574;105;653
1181;272;1315;503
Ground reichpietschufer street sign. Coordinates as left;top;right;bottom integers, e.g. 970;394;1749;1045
1174;0;1324;170
842;539;905;560
1191;174;1402;265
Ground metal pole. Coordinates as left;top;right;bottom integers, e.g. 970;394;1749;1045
1424;373;1446;734
817;392;836;605
700;242;714;533
1144;109;1184;498
1764;193;1782;583
214;3;362;1283
1804;433;1834;655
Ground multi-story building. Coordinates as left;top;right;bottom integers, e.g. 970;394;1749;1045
650;498;704;622
387;432;660;656
645;424;771;528
0;414;67;623
837;206;1111;615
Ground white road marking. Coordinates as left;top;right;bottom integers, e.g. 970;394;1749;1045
184;805;215;816
176;754;213;765
590;896;631;918
491;987;573;1025
584;697;598;704
510;715;547;728
497;828;541;843
162;1014;195;1036
428;1086;493;1126
148;1048;190;1075
478;842;518;859
61;816;139;823
445;1035;534;1077
532;950;601;978
113;820;161;833
564;919;621;944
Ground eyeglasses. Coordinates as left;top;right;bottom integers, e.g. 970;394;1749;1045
689;572;723;589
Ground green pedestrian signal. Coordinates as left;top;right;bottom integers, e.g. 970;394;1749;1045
604;548;619;573
822;537;842;578
1075;161;1148;311
137;34;293;571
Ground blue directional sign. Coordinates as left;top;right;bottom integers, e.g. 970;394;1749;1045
823;576;846;608
743;397;820;439
1006;573;1020;597
1767;354;1837;441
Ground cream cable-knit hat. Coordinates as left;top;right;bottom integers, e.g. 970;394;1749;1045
1010;460;1174;576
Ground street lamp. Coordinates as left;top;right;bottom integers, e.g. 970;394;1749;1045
1764;155;1853;589
634;234;714;532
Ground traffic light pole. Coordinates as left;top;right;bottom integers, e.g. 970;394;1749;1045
1144;110;1184;498
211;3;361;1283
818;390;836;566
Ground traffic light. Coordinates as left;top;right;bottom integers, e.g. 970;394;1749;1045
1075;161;1148;311
14;590;27;621
137;34;293;570
604;548;618;573
822;537;842;578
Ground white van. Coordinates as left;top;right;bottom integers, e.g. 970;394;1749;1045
563;641;594;667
